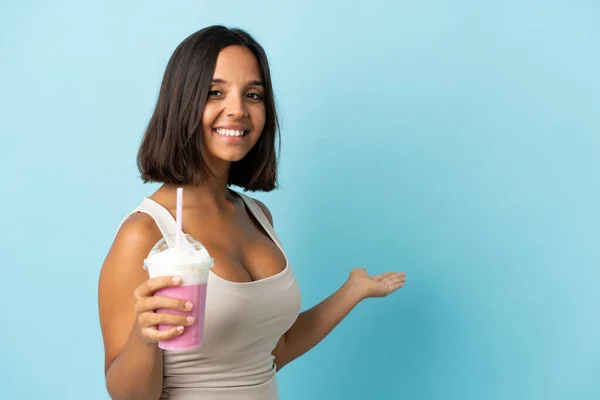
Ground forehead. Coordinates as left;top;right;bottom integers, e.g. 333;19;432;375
213;45;262;81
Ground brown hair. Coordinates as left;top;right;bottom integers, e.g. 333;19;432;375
137;26;279;191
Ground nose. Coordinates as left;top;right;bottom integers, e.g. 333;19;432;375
225;93;248;119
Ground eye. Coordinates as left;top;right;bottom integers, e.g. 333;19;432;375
208;90;222;97
247;92;264;101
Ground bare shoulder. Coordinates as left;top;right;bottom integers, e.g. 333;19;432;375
111;212;162;254
100;212;164;284
99;211;162;293
249;197;273;227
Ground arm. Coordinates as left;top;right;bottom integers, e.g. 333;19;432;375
273;279;365;370
253;199;405;371
275;270;404;370
98;214;164;400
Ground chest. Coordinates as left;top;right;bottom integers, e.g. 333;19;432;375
183;206;287;283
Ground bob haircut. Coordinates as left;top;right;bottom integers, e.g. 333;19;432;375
137;25;279;191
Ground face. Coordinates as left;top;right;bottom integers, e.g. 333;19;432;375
201;45;266;166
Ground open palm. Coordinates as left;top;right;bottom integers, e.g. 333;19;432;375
349;268;406;299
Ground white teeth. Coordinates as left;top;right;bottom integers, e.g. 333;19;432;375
216;129;245;137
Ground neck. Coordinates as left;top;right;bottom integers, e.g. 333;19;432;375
157;161;236;210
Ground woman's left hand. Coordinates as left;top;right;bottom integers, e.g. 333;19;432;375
346;268;406;300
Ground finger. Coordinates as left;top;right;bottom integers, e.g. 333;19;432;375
381;273;406;285
134;276;182;299
142;325;185;342
372;272;396;282
388;281;405;292
139;311;194;328
136;295;192;314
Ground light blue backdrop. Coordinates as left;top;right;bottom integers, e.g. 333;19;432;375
1;1;599;399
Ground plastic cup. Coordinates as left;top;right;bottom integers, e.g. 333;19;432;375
143;233;213;350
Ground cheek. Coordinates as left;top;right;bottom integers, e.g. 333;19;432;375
202;104;220;131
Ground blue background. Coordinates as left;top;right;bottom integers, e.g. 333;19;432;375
1;1;599;399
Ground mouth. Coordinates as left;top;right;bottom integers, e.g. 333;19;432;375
214;128;250;138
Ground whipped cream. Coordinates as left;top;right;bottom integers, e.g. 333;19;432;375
144;235;214;285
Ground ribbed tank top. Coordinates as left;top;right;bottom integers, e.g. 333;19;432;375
118;191;302;399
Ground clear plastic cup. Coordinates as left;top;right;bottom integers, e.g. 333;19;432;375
143;234;213;350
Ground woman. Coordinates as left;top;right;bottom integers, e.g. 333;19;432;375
98;25;406;400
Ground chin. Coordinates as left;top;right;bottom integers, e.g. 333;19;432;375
204;133;258;164
213;150;250;163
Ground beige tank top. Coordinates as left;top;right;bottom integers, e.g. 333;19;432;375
119;191;302;400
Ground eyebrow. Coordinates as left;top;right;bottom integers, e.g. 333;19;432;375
211;78;264;87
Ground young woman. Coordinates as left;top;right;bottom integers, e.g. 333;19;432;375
98;25;406;400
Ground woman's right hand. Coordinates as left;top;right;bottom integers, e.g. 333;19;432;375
133;276;195;344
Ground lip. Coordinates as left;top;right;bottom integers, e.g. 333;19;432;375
212;128;249;143
213;124;250;131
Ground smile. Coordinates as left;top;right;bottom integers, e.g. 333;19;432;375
215;128;248;137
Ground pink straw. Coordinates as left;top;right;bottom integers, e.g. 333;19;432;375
176;187;183;248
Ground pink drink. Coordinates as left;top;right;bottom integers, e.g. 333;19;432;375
144;233;214;351
155;283;208;350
